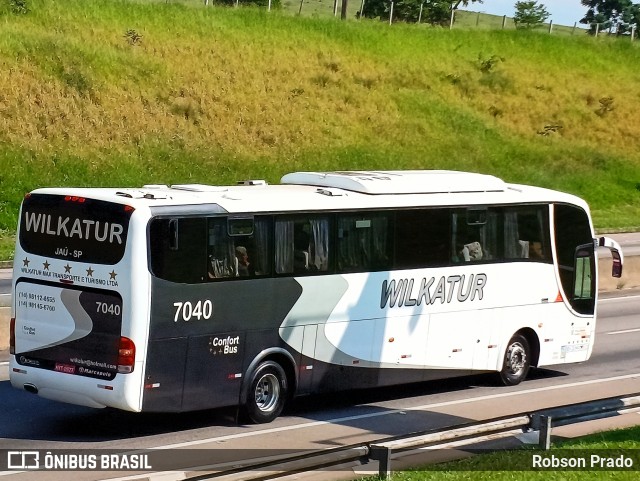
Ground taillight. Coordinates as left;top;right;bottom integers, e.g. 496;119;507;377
64;195;86;203
9;318;15;355
118;336;136;374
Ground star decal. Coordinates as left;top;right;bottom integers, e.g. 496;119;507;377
109;270;117;280
64;264;72;273
86;267;94;277
43;260;50;270
23;258;30;267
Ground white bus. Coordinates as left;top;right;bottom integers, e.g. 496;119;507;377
10;170;623;423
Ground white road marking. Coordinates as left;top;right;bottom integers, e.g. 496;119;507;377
599;295;640;302
608;328;640;335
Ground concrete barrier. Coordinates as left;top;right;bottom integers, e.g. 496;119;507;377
598;255;640;291
0;257;638;353
1;306;9;351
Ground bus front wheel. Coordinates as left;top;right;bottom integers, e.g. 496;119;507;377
244;361;288;424
499;334;530;386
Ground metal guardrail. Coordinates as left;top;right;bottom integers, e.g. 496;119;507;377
189;447;370;481
532;394;640;450
370;415;530;478
191;393;640;480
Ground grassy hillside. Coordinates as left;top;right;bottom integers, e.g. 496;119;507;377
1;0;640;258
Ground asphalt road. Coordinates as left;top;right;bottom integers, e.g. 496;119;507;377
1;293;639;481
604;232;640;256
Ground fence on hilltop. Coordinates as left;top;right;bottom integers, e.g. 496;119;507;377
150;0;640;40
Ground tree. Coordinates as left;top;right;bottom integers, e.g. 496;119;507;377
513;1;550;29
360;0;482;25
580;0;640;35
617;3;640;34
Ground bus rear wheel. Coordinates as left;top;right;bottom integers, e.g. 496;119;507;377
244;361;288;424
499;334;530;386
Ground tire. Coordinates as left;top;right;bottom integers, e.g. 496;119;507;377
499;334;531;386
244;361;288;424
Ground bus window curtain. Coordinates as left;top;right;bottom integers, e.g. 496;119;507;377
253;218;271;275
337;217;356;270
310;218;329;271
371;216;389;268
275;219;294;274
451;213;459;262
208;220;236;278
504;211;521;258
478;210;496;260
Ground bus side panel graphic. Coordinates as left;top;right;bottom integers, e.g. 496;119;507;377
142;277;302;412
14;280;123;381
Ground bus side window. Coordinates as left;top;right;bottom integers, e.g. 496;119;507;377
149;217;207;283
207;217;272;279
208;219;235;278
504;206;550;262
452;209;498;263
337;213;391;273
275;216;330;275
394;209;450;269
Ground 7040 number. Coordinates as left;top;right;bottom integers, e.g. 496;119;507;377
96;302;121;316
173;300;214;322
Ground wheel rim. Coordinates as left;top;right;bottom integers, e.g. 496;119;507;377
506;342;527;376
254;373;280;413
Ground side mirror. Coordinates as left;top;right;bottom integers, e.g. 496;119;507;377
598;237;624;278
611;250;622;278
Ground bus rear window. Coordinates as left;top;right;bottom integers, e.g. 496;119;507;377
19;193;133;265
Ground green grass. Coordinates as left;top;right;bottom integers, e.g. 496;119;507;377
1;0;640;257
366;425;640;480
